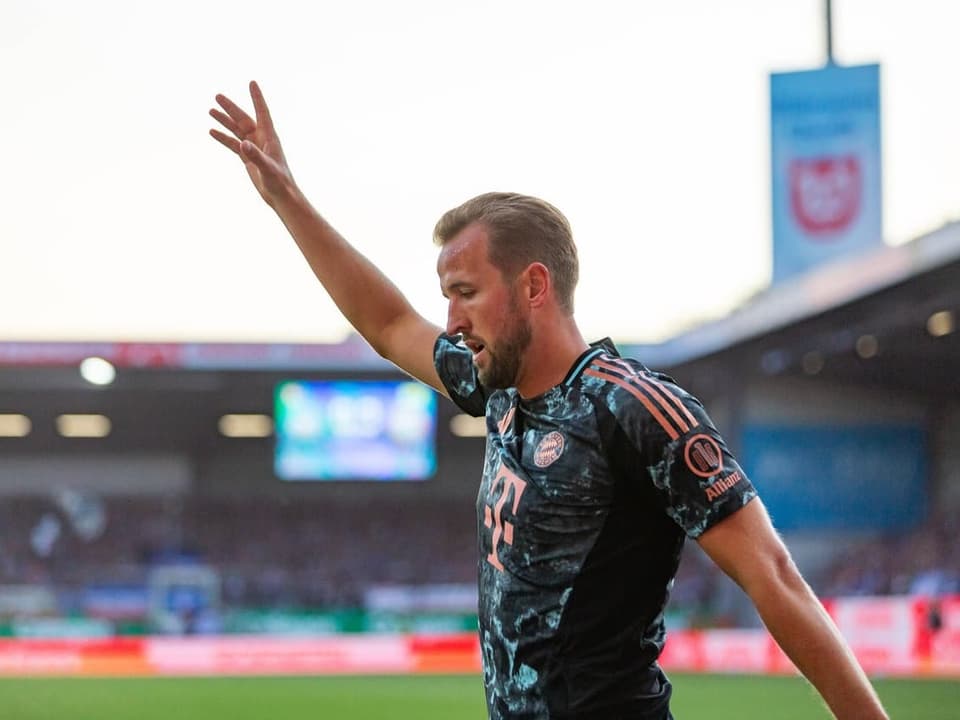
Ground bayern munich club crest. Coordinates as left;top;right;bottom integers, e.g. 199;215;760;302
534;431;565;468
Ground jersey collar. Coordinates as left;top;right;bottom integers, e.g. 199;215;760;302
561;339;616;388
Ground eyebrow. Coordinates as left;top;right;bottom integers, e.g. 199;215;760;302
441;281;472;298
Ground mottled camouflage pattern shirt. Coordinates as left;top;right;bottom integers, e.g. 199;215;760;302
434;336;757;720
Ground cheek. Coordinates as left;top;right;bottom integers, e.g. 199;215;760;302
480;300;508;330
472;289;515;335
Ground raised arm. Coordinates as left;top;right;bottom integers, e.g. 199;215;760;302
697;500;889;720
210;81;445;394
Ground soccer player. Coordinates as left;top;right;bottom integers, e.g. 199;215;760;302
209;82;889;720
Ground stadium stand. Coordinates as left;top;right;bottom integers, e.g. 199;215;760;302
0;222;957;643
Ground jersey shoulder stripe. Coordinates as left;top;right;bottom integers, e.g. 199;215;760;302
592;357;698;427
586;357;699;440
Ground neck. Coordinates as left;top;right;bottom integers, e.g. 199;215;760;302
515;315;589;399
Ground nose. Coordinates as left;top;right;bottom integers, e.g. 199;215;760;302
446;298;468;336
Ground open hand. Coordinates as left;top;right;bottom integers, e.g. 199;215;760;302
210;81;295;207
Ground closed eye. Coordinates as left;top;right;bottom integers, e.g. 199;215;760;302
442;281;477;300
445;283;475;298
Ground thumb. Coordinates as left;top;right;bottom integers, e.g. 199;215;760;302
240;140;291;202
240;140;282;179
243;139;294;182
240;140;269;167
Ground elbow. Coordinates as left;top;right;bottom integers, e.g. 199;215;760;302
367;336;392;360
742;543;809;600
772;548;808;593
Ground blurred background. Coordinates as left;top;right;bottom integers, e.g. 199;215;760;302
0;0;957;700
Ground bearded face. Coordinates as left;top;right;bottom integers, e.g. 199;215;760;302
475;289;532;390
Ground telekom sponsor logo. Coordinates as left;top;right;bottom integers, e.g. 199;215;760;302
789;155;862;237
483;464;527;571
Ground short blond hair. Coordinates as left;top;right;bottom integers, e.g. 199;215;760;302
433;192;579;314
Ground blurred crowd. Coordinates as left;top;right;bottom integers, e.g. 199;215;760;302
669;510;960;628
818;511;960;597
0;493;476;613
0;492;956;627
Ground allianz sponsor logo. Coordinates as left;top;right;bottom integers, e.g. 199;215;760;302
704;470;743;502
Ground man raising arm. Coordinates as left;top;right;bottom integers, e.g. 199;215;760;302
209;82;889;720
209;81;445;394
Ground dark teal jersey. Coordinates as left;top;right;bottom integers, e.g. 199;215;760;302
435;335;757;720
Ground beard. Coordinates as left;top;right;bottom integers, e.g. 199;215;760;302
476;296;532;390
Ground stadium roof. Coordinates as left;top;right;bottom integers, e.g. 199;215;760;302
631;221;960;399
1;222;957;453
0;220;958;389
624;220;960;368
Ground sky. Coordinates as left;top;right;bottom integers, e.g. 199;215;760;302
2;0;958;345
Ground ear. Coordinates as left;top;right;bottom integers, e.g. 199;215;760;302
521;263;551;309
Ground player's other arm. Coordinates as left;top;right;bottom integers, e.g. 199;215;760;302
697;500;889;720
209;81;445;395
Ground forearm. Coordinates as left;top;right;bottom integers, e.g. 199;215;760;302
271;187;420;357
210;87;441;388
750;560;888;720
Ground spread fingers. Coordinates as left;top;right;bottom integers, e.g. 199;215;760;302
209;128;242;155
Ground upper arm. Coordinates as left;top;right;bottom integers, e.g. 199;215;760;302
697;498;794;593
624;372;757;538
377;313;448;397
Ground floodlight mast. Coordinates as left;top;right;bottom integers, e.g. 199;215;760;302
825;0;835;66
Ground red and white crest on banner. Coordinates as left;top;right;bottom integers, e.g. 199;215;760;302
789;155;861;238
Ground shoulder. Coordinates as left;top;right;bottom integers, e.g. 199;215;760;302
434;333;489;417
582;352;701;440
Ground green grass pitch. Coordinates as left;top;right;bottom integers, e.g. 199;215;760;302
0;673;955;719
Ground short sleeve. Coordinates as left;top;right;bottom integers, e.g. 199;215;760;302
433;334;490;417
602;372;757;538
642;379;757;538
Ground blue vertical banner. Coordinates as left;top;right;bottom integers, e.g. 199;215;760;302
770;63;883;283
